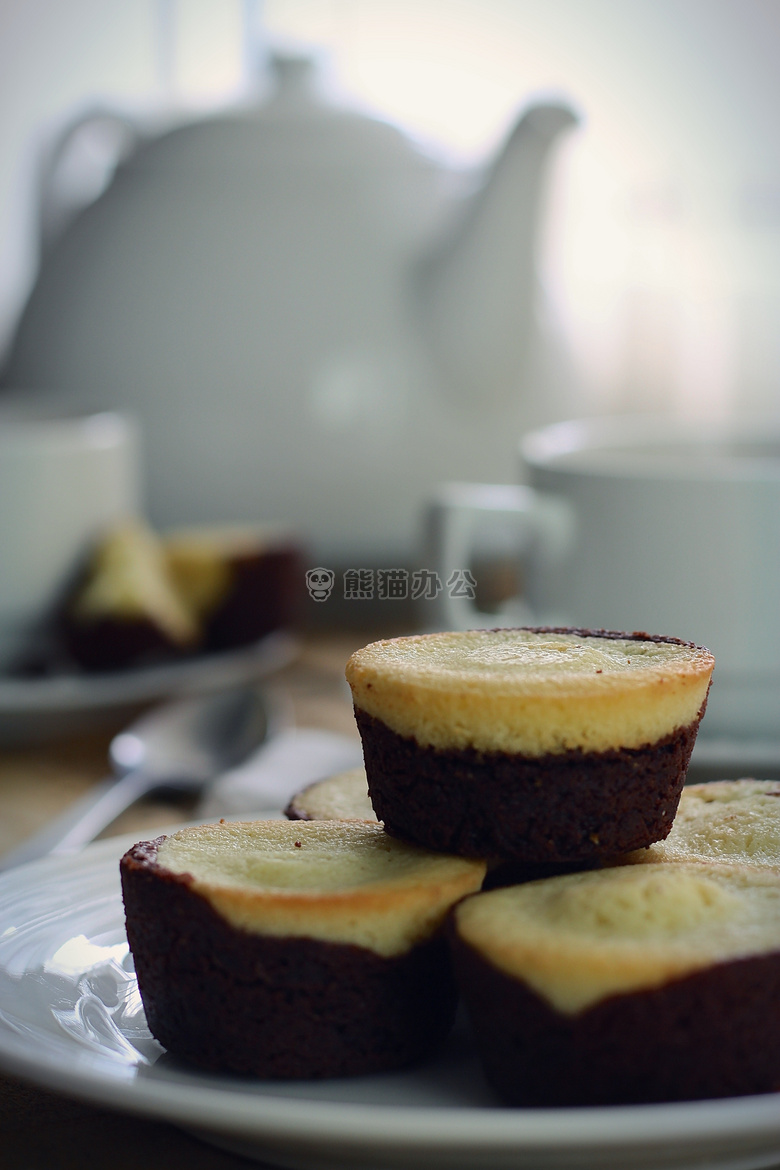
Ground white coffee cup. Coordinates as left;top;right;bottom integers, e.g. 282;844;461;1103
0;406;141;669
427;414;780;741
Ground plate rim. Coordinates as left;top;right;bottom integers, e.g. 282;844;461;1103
2;1000;779;1155
0;630;297;713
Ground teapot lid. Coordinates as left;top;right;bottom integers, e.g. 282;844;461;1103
126;52;442;178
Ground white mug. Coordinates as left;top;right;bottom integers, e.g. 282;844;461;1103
0;406;141;669
427;415;780;742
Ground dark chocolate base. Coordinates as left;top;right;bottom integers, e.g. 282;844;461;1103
60;615;192;672
284;795;311;821
120;840;457;1079
204;545;303;652
452;934;780;1105
355;709;702;864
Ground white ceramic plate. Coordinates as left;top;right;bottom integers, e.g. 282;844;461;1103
0;631;297;744
2;836;780;1170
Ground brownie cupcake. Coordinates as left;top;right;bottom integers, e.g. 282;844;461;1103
121;819;485;1078
621;778;780;870
59;520;301;671
285;767;377;822
346;627;714;864
451;862;780;1105
163;524;303;652
60;520;200;670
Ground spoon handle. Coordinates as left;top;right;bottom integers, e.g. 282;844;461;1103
0;769;156;871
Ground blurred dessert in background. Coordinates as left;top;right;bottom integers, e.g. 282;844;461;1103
164;524;302;653
59;520;200;671
47;518;303;673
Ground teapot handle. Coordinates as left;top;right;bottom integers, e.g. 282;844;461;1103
37;105;142;255
424;481;574;630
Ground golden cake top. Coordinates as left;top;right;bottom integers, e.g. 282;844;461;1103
286;767;377;823
346;628;714;755
153;819;485;957
625;779;780;869
454;862;780;1014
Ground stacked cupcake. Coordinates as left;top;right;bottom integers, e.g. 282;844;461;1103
345;627;713;863
121;819;484;1078
450;857;780;1105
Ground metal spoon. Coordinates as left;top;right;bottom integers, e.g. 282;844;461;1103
0;684;280;871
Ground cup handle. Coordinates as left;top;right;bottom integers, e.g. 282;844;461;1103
424;481;573;631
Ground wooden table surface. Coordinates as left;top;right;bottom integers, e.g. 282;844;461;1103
0;630;373;1170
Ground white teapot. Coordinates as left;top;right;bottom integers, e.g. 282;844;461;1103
2;56;576;562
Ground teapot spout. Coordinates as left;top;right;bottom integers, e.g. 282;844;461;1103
418;102;578;408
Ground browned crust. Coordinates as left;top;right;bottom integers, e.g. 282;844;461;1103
355;708;703;863
120;840;458;1078
497;626;699;648
451;932;780;1104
